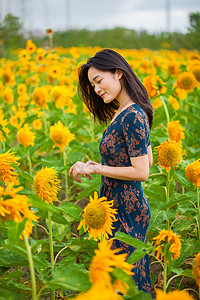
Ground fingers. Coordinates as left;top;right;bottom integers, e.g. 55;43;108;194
69;166;73;176
69;161;93;182
84;175;93;180
86;160;97;166
69;161;80;176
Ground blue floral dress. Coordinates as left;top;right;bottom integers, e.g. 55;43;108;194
99;103;152;294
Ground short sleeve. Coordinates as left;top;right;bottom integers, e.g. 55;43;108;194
122;112;150;158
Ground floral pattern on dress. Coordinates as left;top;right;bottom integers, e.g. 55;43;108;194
99;103;152;295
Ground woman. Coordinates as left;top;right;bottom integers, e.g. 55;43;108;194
69;49;153;294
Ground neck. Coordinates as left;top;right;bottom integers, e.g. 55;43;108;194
117;85;134;111
118;97;134;112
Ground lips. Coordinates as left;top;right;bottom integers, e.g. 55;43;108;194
100;93;106;98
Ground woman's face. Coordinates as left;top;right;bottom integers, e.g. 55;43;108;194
88;66;123;104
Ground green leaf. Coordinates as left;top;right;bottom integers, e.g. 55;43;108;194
27;193;61;214
0;289;22;300
114;232;153;251
51;213;69;224
127;248;149;264
29;238;47;254
0;270;24;281
55;256;77;269
173;170;195;191
11;163;33;184
0;248;28;267
173;239;200;268
144;185;166;201
52;222;70;242
111;267;137;296
160;193;192;210
6;219;27;245
148;208;167;231
76;178;101;200
2;243;50;271
59;201;82;221
172;268;194;278
44;264;91;292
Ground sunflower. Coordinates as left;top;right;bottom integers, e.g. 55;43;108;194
0;183;39;239
192;65;200;82
50;121;75;152
50;86;62;101
33;167;61;203
32;86;48;107
17;83;27;95
0;113;10;142
48;65;61;79
168;61;180;76
46;29;53;35
25;74;39;87
2;86;14;104
9;110;27;130
0;149;20;185
143;74;167;98
174;87;188;101
2;68;15;85
78;191;118;241
185;159;200;189
152;97;162;109
17;123;35;147
32;119;43;130
176;72;196;91
153;229;182;262
155;289;195;300
89;239;133;293
68;282;123;300
155;140;182;172
168;95;180;110
18;49;31;61
193;252;200;287
167;120;185;143
26;40;37;54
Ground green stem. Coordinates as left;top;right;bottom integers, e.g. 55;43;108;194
49;35;53;49
37;285;48;300
182;185;185;195
1;141;5;151
160;96;170;123
37;223;49;236
197;186;200;239
163;247;168;292
27;150;33;178
48;211;55;300
24;235;37;300
63;149;69;201
166;171;170;230
43;114;48;137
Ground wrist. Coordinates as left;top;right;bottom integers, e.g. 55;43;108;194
93;164;102;174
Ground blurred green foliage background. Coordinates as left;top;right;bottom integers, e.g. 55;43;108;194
0;12;200;58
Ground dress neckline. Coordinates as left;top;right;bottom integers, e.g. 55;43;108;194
110;103;137;125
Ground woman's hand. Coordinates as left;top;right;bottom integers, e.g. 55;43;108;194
69;161;98;183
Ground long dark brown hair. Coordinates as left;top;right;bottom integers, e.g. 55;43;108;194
78;49;153;128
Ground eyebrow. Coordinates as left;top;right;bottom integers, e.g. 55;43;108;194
90;75;100;84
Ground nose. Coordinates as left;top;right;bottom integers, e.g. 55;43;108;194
94;84;101;95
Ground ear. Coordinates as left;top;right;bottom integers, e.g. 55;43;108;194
116;69;123;79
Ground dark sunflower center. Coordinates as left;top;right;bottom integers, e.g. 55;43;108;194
85;203;106;229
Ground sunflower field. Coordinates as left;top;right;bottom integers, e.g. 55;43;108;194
0;39;200;300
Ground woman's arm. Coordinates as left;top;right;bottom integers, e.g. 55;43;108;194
147;145;153;168
94;155;149;181
69;155;149;183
